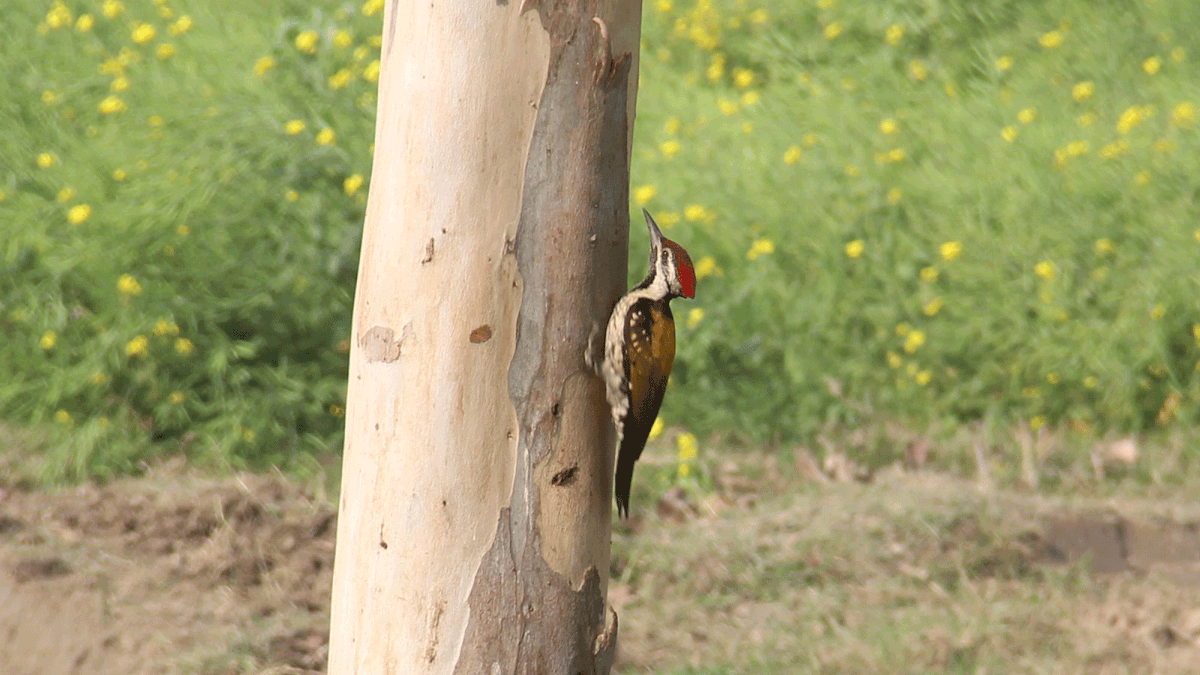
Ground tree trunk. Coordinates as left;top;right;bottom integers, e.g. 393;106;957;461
327;1;641;674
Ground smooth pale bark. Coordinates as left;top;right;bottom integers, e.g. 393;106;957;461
327;1;641;674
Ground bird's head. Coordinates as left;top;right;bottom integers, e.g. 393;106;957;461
644;209;696;300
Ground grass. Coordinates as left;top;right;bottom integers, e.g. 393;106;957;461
612;445;1200;674
2;0;1200;489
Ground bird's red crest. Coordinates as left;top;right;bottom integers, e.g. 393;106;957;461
665;239;696;299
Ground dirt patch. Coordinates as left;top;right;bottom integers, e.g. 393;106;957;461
3;468;1200;675
0;473;335;675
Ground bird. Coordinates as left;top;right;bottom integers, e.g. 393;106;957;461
590;209;696;517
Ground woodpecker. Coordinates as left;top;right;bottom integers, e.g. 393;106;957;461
591;209;696;517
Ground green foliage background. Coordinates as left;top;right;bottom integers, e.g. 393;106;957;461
2;0;1199;479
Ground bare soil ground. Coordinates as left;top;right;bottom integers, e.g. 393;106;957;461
2;464;1199;674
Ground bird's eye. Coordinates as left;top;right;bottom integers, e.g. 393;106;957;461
661;250;669;263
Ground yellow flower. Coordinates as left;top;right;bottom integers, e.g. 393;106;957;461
131;22;156;44
1171;46;1186;63
156;43;176;60
101;0;124;19
844;165;859;177
664;117;681;135
1039;30;1064;49
344;174;365;195
783;145;801;164
329;69;354;89
363;59;380;83
1071;81;1094;102
1134;170;1150;186
175;337;194;355
1017;108;1036;124
648;416;665;442
879;118;898;135
677;432;698;460
254;56;276;75
823;22;842;40
1151;304;1165;320
887;188;902;205
40;331;57;350
91;372;108;386
169;16;192;35
919;266;938;282
1065;140;1088;156
152;318;179;336
1029;415;1046;431
1099;140;1127;159
903;330;925;353
67;204;92;225
46;2;72;28
695;256;717;280
1034;260;1055;280
1083;376;1098;389
749;9;768;24
1155;139;1175;153
717;98;739;116
168;392;184;405
316;128;336;146
733;68;754;89
1117;105;1151;135
1143;56;1161;75
1171;102;1197;128
55;410;72;425
295;30;319;54
687;307;705;329
117;274;143;296
886;351;902;368
1078;112;1096;127
362;0;385;16
1001;125;1018;142
995;55;1013;71
747;238;775;261
684;204;709;222
113;168;126;181
633;184;658;206
939;241;962;261
660;139;681;158
909;59;928;81
923;298;943;316
369;35;382;48
1095;238;1115;255
1022;387;1041;398
57;187;74;203
285;189;300;203
333;30;353;48
37;152;56;168
896;323;910;337
126;335;149;357
98;95;127;115
76;14;94;31
915;370;931;386
844;239;864;258
285;119;306;135
886;24;904;46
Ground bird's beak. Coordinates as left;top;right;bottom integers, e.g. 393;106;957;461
643;209;663;248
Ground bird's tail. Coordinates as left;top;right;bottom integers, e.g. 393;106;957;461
613;433;642;519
